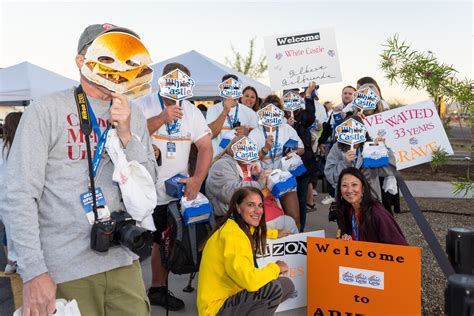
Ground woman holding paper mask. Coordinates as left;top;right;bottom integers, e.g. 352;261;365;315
336;167;407;245
206;135;299;235
248;96;304;230
197;187;295;316
323;115;397;201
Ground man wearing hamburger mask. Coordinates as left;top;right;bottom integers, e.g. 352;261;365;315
1;23;158;315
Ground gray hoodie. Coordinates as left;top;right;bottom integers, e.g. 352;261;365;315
1;88;158;283
205;155;265;216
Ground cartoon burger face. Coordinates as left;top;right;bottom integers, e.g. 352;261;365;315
81;32;153;98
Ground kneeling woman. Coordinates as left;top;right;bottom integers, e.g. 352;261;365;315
336;167;408;245
197;187;295;316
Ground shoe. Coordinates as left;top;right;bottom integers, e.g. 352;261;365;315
4;261;17;275
321;196;335;205
148;287;185;311
312;189;318;196
306;203;316;211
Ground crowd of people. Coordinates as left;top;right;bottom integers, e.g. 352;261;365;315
0;23;408;316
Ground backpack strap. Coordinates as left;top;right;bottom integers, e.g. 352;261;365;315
188;224;198;265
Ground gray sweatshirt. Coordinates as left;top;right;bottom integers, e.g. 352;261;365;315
1;88;158;283
205;155;265;216
324;143;396;200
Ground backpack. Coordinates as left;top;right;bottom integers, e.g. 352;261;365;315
160;201;215;275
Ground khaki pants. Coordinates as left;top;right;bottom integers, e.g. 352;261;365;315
56;261;150;316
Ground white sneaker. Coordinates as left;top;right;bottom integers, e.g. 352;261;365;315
4;261;17;275
312;189;318;196
321;196;335;205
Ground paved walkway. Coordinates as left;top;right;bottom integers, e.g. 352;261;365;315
404;180;473;199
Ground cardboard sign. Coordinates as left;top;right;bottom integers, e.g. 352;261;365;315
257;231;325;312
218;77;243;99
231;137;259;163
335;118;367;145
353;87;380;111
257;103;284;127
307;237;421;316
363;100;454;170
283;90;303;112
264;28;342;90
158;69;195;101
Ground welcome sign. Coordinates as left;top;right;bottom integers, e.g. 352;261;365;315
335;118;367;145
158;69;195;101
363;100;454;169
282;90;303;112
257;104;284;127
257;231;325;312
307;237;421;316
264;28;342;90
218;77;243;99
231;137;259;163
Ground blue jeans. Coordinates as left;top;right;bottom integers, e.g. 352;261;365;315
296;172;312;232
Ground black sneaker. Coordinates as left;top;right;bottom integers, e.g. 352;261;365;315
148;287;185;311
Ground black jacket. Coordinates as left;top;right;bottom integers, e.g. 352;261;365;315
292;97;316;174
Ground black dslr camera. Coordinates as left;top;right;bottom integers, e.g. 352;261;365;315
91;210;152;253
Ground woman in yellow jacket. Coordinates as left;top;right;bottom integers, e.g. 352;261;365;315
197;187;295;315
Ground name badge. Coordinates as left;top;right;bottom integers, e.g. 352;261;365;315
80;187;109;224
167;141;177;159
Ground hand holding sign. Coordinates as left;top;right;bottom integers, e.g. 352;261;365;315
160;104;183;124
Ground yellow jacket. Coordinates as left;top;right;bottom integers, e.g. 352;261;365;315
197;219;280;315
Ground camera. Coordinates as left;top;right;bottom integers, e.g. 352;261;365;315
232;121;241;128
91;210;152;253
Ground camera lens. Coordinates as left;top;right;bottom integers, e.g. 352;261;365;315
119;225;153;251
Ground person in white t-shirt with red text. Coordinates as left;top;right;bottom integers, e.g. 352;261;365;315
135;62;212;311
206;74;258;158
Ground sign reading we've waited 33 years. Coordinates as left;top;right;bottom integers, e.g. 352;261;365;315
263;28;342;90
363;100;454;170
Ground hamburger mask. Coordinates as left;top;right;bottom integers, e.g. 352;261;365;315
81;32;153;98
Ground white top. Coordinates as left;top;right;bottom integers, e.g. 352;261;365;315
135;94;211;205
248;123;303;170
206;102;258;158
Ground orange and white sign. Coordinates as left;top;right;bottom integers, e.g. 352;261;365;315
307;237;421;316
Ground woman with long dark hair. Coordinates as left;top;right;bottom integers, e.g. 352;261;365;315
240;86;260;112
197;187;295;316
336;167;407;245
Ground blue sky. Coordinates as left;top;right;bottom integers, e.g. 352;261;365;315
1;0;472;104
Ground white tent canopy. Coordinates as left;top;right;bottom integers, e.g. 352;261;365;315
0;62;78;105
150;50;272;100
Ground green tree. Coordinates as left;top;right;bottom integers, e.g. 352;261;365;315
380;34;473;117
225;37;267;80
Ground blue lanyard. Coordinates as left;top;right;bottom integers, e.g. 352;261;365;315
158;94;181;136
87;100;111;177
352;147;360;168
352;212;359;241
226;103;239;128
262;126;279;162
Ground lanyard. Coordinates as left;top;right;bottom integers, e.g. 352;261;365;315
226;103;239;128
158;93;181;136
262;126;279;162
352;211;359;241
87;100;111;177
352;147;360;168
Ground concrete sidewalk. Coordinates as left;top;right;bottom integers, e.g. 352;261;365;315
404;180;473;199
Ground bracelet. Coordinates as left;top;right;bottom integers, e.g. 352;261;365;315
261;147;268;155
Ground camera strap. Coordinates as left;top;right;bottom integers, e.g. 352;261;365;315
74;85;99;222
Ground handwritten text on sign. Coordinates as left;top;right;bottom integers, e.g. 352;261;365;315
363;100;453;170
307;237;421;316
264;28;342;90
257;230;325;313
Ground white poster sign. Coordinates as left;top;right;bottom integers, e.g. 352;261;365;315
257;230;325;312
363;100;454;170
264;28;342;90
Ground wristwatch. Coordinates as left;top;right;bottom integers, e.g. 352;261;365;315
261;147;268;155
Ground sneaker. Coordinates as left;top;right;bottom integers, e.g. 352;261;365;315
148;287;185;311
321;196;335;205
4;261;17;275
312;189;318;196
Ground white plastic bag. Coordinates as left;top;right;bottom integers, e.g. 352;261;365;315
383;175;398;194
106;129;157;231
14;299;81;316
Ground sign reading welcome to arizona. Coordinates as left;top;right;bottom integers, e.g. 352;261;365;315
363;100;453;170
257;231;325;312
263;28;342;91
307;237;421;316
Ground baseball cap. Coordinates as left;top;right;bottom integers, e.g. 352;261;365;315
77;23;140;54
